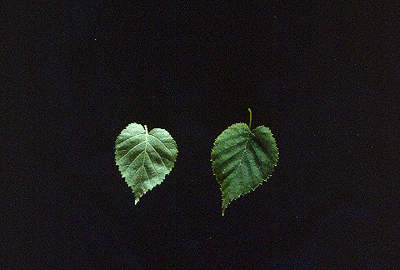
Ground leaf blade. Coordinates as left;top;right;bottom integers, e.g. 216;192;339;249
211;123;279;215
115;123;178;204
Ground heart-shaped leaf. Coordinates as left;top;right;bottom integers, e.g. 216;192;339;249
211;110;279;215
115;123;178;204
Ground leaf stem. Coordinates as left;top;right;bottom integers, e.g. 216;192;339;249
248;108;252;130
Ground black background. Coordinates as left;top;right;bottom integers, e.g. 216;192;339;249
2;1;399;269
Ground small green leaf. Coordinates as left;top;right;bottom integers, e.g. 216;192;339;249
115;123;178;204
211;109;279;215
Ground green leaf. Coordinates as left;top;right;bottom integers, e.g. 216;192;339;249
211;110;279;215
115;123;178;204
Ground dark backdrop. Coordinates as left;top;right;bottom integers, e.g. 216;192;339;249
2;1;399;269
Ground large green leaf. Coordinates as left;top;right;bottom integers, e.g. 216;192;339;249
115;123;178;204
211;111;279;215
